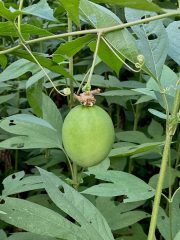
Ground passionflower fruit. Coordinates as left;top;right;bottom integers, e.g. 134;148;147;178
62;105;114;168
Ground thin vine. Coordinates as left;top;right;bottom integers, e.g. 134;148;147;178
147;80;180;240
1;10;180;55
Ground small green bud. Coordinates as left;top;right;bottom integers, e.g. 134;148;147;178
63;87;71;96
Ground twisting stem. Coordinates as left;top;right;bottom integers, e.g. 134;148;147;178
147;81;180;240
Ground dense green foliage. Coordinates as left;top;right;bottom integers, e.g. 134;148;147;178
0;0;180;240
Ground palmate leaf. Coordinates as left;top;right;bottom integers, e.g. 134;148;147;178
0;197;86;240
82;169;155;202
96;197;148;230
38;167;115;240
79;0;139;68
2;171;44;196
0;114;62;149
125;8;168;80
0;168;115;240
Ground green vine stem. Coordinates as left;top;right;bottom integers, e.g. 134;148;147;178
1;10;180;55
83;32;102;91
67;16;78;188
18;0;24;32
68;15;74;108
77;68;91;95
147;82;180;240
168;153;173;240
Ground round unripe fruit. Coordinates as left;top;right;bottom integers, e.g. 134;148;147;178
62;105;114;168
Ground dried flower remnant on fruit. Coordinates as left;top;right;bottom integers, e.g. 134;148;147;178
74;89;101;106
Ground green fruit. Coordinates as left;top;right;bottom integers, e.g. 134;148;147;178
62;105;114;168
